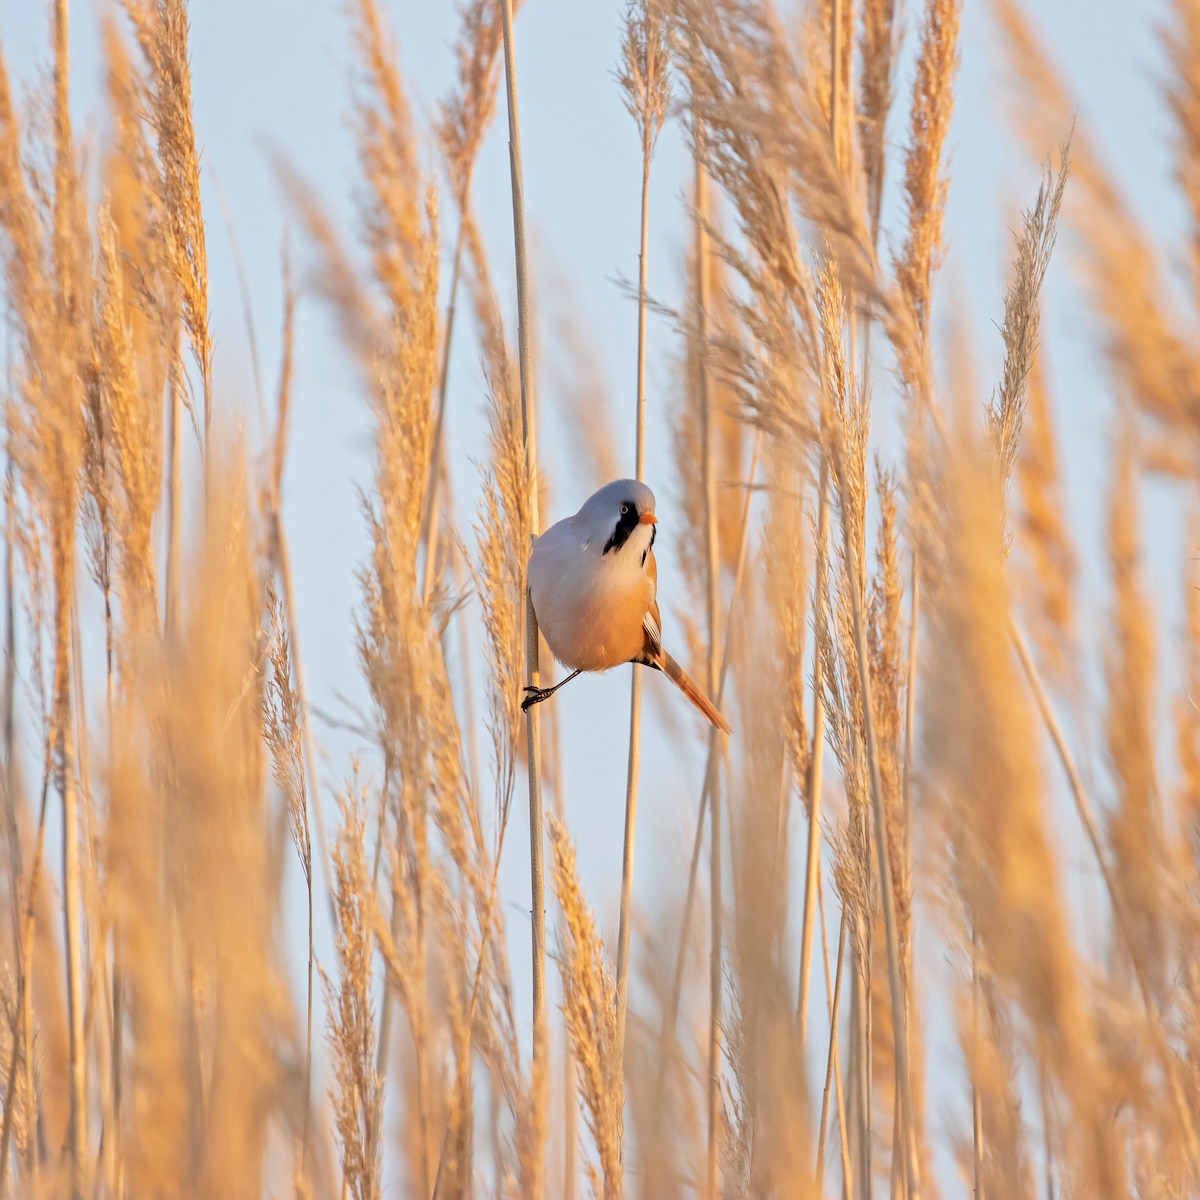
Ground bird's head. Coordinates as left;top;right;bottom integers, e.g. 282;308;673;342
579;478;657;559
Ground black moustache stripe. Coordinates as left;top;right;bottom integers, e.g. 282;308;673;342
603;505;641;555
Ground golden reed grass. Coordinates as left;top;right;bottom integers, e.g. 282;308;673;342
5;0;1200;1197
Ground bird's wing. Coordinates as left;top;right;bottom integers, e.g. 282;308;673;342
632;551;729;732
642;601;662;657
642;551;662;656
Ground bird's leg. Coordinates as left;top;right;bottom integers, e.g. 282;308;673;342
521;669;582;712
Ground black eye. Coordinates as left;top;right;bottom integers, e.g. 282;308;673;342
620;504;630;515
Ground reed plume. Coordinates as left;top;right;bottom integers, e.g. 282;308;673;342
548;817;622;1200
1014;348;1076;689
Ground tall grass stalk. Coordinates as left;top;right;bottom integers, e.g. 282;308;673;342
614;0;669;1065
46;1;89;1186
971;924;984;1200
815;905;851;1195
499;1;548;1194
694;144;725;1200
0;458;21;1189
796;454;828;1047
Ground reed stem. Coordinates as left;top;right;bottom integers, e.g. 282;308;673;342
499;4;547;1194
615;88;654;1066
797;454;830;1040
695;145;724;1200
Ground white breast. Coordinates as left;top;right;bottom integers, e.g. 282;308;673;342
528;516;655;673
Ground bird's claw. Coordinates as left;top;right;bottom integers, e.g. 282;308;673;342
520;685;550;713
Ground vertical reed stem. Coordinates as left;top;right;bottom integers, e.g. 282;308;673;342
0;765;51;1195
797;455;829;1040
61;632;86;1196
695;144;723;1200
51;2;86;1189
971;922;984;1200
615;89;654;1064
500;4;547;1195
165;347;183;642
816;900;850;1195
0;453;30;1192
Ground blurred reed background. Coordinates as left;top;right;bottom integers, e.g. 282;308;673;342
1;0;1199;1197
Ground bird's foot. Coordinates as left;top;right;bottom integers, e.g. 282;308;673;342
520;685;553;713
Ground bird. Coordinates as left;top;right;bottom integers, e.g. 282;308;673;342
523;479;731;734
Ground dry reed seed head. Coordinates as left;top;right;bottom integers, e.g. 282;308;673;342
986;141;1070;501
547;816;623;1199
816;257;871;603
348;0;423;316
920;415;1108;1147
104;8;171;323
618;0;672;153
798;0;832;131
824;405;877;977
0;58;85;537
127;0;213;421
868;462;911;970
763;452;810;791
1014;347;1076;689
859;0;899;239
1104;435;1169;996
103;453;293;1197
895;0;962;342
263;582;311;885
664;0;922;436
324;779;383;1200
997;0;1200;466
95;204;163;646
437;0;517;204
716;258;819;451
662;0;818;317
832;0;855;166
0;966;37;1169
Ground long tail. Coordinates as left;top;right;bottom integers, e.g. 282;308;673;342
653;648;731;735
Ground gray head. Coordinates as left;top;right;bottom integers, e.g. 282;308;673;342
578;478;658;558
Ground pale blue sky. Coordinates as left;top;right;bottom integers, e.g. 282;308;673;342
1;0;1190;1190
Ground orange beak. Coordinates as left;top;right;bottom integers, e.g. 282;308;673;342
639;511;658;525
